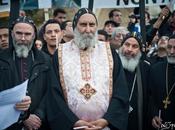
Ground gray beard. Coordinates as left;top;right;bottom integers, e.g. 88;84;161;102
167;56;175;64
119;49;141;72
73;28;97;49
13;39;34;58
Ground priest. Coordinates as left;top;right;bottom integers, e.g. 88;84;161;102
149;34;175;130
118;33;150;130
46;8;129;130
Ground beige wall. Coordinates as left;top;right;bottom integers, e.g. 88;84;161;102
64;6;161;30
96;8;133;29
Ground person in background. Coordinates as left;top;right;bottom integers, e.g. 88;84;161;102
110;26;129;51
159;10;175;37
19;10;26;17
41;19;63;57
0;25;9;50
60;20;74;43
35;39;43;50
147;35;169;64
108;9;122;26
103;20;118;39
53;8;67;24
97;29;108;42
127;13;137;33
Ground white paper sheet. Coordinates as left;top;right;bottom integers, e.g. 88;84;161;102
0;80;28;129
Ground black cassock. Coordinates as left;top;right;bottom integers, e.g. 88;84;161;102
124;60;150;130
149;61;175;129
46;49;129;130
0;49;51;130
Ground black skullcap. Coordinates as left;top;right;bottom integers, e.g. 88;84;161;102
72;8;98;30
121;32;143;50
11;16;37;36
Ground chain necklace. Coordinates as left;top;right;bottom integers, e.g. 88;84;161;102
163;64;175;109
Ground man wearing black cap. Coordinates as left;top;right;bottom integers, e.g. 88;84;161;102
118;33;150;130
46;8;129;130
0;16;51;130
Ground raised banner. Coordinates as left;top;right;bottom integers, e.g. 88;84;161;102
81;0;171;8
0;0;80;12
0;0;173;12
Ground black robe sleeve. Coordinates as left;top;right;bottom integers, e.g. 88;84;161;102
46;50;79;130
103;49;129;130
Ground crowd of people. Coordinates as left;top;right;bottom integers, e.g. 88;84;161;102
0;5;175;130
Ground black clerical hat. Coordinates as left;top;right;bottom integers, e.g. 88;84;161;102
10;16;37;37
72;8;98;30
121;32;143;50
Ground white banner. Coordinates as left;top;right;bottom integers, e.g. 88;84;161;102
0;0;10;12
0;0;174;13
38;0;51;9
0;0;52;12
81;0;172;9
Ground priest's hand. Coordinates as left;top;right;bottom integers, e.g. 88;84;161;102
15;96;31;111
23;114;41;130
152;116;162;129
84;126;102;130
90;118;108;130
74;120;94;129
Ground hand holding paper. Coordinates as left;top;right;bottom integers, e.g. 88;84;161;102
15;95;31;111
0;80;28;129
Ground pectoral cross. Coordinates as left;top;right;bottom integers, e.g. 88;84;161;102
163;97;171;109
80;83;96;100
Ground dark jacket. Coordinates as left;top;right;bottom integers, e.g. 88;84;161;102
0;48;51;130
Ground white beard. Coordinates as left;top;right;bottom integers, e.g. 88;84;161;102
73;28;97;49
119;49;141;72
13;38;34;58
167;56;175;64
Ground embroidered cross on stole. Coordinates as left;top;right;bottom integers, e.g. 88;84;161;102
80;83;96;100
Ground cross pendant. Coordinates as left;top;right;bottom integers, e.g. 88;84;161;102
80;83;96;100
163;97;171;109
